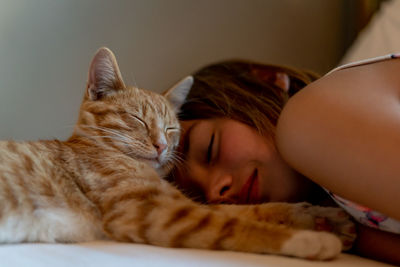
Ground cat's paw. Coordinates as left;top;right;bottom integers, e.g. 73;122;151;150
290;203;356;251
281;230;341;260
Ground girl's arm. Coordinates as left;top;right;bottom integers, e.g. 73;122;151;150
354;224;400;265
276;59;400;221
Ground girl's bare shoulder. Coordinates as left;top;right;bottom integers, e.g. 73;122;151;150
276;58;400;220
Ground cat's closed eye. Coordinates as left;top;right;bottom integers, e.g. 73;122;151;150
165;127;179;133
165;127;180;144
123;113;149;132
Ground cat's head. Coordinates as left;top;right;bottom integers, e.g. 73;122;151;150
74;47;192;173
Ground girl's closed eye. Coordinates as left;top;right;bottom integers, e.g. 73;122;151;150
206;133;214;163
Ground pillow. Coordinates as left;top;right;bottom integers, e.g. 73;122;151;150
341;0;400;64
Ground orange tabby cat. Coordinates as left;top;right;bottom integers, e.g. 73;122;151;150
0;47;355;260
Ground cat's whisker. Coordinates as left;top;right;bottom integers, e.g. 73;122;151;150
125;150;144;159
170;151;185;165
82;125;136;145
89;136;131;147
173;150;186;157
81;131;141;153
169;153;184;166
89;135;119;140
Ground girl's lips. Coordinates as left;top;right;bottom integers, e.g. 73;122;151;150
239;169;260;204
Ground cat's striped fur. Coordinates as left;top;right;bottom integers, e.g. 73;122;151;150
0;48;355;260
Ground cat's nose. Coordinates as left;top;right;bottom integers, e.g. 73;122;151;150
154;142;167;156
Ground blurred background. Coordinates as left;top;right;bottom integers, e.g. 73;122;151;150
0;0;390;140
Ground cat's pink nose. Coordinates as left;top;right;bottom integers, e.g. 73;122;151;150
154;143;167;156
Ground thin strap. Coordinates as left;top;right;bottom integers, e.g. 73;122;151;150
325;53;400;76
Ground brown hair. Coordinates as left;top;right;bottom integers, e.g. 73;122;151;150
178;60;319;139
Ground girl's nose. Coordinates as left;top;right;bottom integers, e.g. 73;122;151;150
207;173;234;204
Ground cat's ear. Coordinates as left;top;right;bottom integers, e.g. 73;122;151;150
163;76;193;112
86;47;126;100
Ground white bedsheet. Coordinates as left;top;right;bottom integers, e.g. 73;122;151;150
0;241;395;267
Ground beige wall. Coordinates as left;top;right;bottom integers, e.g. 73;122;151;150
0;0;350;140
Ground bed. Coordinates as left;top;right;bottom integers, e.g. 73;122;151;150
1;241;395;267
1;1;399;267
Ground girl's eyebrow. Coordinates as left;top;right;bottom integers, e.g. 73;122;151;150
182;122;200;156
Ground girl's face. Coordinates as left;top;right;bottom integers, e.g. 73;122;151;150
175;118;315;204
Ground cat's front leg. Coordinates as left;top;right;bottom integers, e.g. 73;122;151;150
98;174;341;260
214;202;356;251
104;198;341;260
